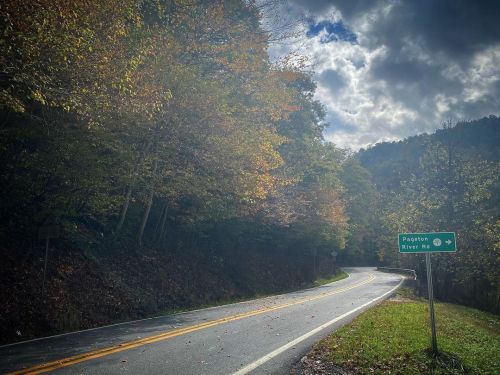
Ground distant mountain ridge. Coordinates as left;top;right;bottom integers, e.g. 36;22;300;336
342;116;500;313
357;115;500;191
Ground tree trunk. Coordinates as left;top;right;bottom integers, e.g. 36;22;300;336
116;141;153;234
158;205;169;243
313;253;317;278
137;157;158;248
116;185;133;233
153;203;166;235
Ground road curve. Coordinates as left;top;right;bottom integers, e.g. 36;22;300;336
0;267;403;375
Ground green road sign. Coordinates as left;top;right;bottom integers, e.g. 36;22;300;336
398;232;456;253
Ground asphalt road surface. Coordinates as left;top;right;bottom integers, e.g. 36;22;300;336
0;267;403;375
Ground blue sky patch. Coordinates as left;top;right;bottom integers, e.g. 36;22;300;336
306;20;357;44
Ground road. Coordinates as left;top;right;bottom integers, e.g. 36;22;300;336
0;267;403;375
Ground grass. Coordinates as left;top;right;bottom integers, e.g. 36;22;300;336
315;287;500;374
314;271;349;287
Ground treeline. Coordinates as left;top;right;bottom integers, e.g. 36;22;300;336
341;117;500;313
0;0;352;342
0;0;348;254
1;1;498;342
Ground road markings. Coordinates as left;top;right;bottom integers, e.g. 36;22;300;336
232;276;404;375
7;274;375;375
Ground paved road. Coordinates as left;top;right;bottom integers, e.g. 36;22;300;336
0;267;403;375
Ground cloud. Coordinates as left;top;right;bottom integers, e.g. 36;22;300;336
318;69;346;93
359;1;500;63
291;0;378;18
268;1;500;149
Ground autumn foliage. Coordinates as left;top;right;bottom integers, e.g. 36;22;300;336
0;0;347;295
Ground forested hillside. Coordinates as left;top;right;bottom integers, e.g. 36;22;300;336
341;116;500;313
0;0;347;343
1;0;499;346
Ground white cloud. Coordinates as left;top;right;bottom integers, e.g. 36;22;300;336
265;1;500;150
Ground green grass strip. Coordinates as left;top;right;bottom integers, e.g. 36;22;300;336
319;288;500;374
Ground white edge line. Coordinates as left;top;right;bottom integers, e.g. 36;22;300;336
232;276;404;375
0;269;352;349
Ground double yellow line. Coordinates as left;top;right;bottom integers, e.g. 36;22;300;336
8;273;375;374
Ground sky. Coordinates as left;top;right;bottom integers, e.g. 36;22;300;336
265;0;500;150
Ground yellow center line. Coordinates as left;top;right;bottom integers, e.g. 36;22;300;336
8;273;376;375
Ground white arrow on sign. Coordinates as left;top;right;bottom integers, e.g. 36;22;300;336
445;240;452;245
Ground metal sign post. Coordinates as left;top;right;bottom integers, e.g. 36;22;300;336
425;252;438;354
398;232;457;355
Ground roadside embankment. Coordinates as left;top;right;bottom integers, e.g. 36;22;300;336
294;287;500;374
0;241;341;345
